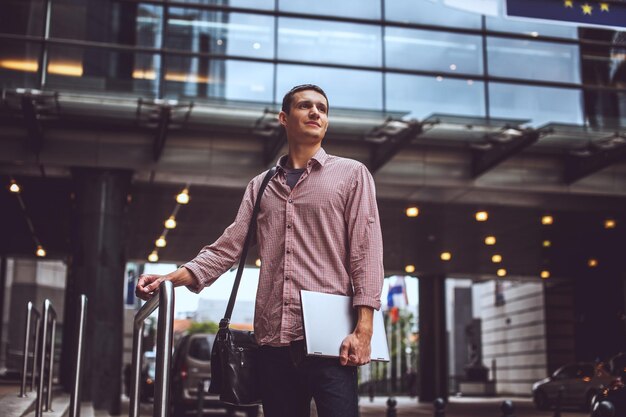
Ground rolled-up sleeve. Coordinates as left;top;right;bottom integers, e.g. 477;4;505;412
344;164;384;310
183;179;256;293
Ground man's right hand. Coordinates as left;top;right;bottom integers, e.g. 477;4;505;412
135;274;166;301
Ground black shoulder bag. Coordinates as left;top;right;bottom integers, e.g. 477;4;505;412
208;167;277;405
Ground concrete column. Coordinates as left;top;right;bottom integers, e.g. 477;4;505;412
418;274;448;402
62;168;131;414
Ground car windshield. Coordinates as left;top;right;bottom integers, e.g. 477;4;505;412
188;336;212;361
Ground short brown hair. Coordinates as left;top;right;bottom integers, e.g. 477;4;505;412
281;84;329;114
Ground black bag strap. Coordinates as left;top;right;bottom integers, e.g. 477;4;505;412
220;166;277;329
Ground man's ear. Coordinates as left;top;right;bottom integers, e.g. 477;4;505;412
278;111;287;127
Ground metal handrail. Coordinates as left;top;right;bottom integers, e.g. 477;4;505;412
129;281;174;417
19;301;41;397
36;299;57;417
69;295;88;417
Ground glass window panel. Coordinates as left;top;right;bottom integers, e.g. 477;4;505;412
580;33;626;88
45;45;160;97
584;89;626;130
487;37;581;83
278;18;382;67
385;0;481;29
279;0;381;20
164;57;273;102
166;9;274;59
276;64;382;111
0;40;41;89
166;0;274;10
386;73;485;119
1;0;44;36
385;27;483;74
486;15;578;39
489;83;583;126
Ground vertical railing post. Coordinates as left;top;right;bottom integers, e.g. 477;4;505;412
20;302;34;397
31;315;41;392
45;317;57;411
35;300;50;417
129;320;145;417
69;295;88;417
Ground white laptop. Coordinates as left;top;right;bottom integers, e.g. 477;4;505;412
299;290;390;362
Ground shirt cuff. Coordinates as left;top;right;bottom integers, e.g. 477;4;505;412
181;263;205;294
352;294;381;311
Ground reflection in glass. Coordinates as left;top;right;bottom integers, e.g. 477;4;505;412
0;0;44;36
164;58;273;102
276;64;382;110
166;9;274;59
488;37;580;83
385;27;483;74
0;40;41;89
168;0;274;10
278;18;382;67
385;0;481;29
386;73;485;119
279;0;381;20
489;83;583;127
486;15;578;39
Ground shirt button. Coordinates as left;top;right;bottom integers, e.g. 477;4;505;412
284;301;289;306
288;199;293;203
285;276;290;281
287;224;292;229
286;250;291;254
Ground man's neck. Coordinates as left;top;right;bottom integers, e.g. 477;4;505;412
286;143;321;169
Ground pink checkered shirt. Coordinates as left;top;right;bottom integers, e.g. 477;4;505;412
183;148;384;346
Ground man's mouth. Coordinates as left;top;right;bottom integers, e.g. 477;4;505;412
305;122;320;127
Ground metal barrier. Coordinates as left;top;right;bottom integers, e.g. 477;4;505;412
69;295;88;417
36;299;57;417
129;281;175;417
19;301;41;397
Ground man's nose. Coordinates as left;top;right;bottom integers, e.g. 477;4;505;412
309;107;320;118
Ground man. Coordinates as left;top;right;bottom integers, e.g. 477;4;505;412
136;84;384;417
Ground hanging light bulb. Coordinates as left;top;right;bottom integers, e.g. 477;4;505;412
176;188;190;204
405;207;419;218
255;258;261;267
604;219;616;229
475;211;488;222
164;216;177;229
405;264;416;273
9;179;20;193
541;215;553;225
497;268;507;277
155;236;167;248
484;236;496;245
148;251;159;262
440;252;452;261
543;240;552;248
35;245;46;257
540;270;550;279
492;254;502;263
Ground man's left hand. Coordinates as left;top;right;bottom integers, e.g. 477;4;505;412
339;331;372;366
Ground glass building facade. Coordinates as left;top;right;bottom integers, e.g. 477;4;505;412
1;0;625;128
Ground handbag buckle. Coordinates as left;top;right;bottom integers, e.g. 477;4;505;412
219;318;230;329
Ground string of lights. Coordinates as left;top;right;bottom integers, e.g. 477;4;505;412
148;185;190;262
7;178;47;257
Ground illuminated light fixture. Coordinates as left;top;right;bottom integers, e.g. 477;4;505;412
542;240;552;248
9;179;20;193
588;258;598;268
0;59;38;72
467;79;474;85
164;216;177;229
405;264;416;274
155;236;167;248
492;254;502;263
255;258;261;267
164;73;211;83
148;251;159;262
405;207;419;218
253;42;261;49
605;219;616;229
47;62;83;77
475;211;488;222
484;236;496;245
496;268;507;277
541;215;553;225
176;188;190;204
132;69;157;80
440;252;452;261
449;64;457;71
436;76;443;82
540;270;550;279
217;39;224;45
530;31;539;37
35;245;46;257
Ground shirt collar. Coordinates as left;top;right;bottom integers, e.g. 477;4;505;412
277;147;328;170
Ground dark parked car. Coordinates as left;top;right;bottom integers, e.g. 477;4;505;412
532;362;616;411
170;333;259;417
590;353;626;416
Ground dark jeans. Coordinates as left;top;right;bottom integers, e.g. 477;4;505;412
259;341;358;417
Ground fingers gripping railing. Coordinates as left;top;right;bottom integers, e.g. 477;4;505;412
69;295;88;417
19;302;41;397
129;281;174;417
36;299;57;417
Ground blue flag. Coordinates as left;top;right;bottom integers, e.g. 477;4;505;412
506;0;626;29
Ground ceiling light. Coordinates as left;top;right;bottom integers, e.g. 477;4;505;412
9;180;20;193
176;188;190;204
497;268;507;277
541;215;553;225
164;216;177;229
35;245;46;257
405;264;415;273
485;236;496;245
255;258;261;267
155;236;167;248
605;219;616;229
440;252;452;261
253;42;261;49
467;79;474;85
588;258;598;268
543;240;552;248
492;254;502;263
148;251;159;262
475;211;488;222
530;31;539;37
436;76;443;82
540;270;550;279
405;207;419;218
449;64;457;70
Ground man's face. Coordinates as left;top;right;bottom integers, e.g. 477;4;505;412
279;90;329;145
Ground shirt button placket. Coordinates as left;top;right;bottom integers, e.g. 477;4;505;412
282;195;294;331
